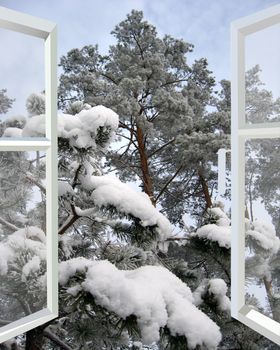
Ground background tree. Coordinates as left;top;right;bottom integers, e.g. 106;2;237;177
0;89;14;115
0;89;15;136
245;65;280;232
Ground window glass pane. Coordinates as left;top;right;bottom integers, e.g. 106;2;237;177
0;151;46;325
245;138;280;322
0;28;45;138
245;23;280;124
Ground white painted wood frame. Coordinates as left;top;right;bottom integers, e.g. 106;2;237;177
231;4;280;345
0;6;58;343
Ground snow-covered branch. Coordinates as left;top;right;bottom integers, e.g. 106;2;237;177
59;259;221;349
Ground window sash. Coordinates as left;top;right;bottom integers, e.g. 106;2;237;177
0;6;57;343
231;4;280;346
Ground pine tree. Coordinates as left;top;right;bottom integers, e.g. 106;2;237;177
58;10;230;223
0;89;14;115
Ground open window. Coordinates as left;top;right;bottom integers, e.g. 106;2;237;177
0;6;57;342
231;4;280;345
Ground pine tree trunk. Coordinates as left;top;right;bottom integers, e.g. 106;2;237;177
136;125;155;206
198;169;212;209
25;328;45;350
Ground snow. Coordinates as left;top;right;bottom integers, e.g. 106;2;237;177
0;244;13;275
21;105;119;150
69;160;80;171
80;174;173;241
193;279;230;313
78;105;119;133
59;259;221;349
5;114;26;124
67;284;83;297
246;255;271;280
0;226;46;276
191;207;231;248
208;279;231;312
192;224;231;248
132;341;142;349
22;114;45;137
208;207;230;227
3;127;23;137
22;255;41;281
74;206;97;217
59;233;86;258
59;257;92;285
11;226;46;244
58;180;74;197
247;220;280;254
192;284;206;306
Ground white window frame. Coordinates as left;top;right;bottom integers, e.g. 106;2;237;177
0;6;58;342
231;4;280;345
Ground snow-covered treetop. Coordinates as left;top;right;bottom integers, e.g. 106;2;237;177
59;258;221;349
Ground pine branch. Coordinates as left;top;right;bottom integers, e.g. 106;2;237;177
58;207;80;235
116;132;139;150
99;72;118;85
43;329;74;350
0;216;20;231
160;77;189;87
148;138;175;158
155;165;182;203
25;175;46;194
0;318;11;326
59;165;83;235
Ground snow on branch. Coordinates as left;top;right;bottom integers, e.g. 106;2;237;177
193;278;230;313
0;226;46;276
208;279;231;312
246;220;280;254
191;207;231;248
17;105;119;150
59;259;221;349
80;174;173;242
192;224;231;249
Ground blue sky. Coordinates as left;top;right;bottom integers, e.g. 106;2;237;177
0;0;279;115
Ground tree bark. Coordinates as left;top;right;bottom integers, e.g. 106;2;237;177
263;276;280;322
136;125;155;205
198;169;212;209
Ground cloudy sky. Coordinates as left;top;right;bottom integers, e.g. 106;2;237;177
0;0;278;115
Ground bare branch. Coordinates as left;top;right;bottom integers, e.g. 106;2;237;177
0;318;11;326
0;216;20;231
148;138;175;158
155;166;182;203
25;175;46;194
43;329;74;350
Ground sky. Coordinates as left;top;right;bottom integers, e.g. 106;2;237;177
0;0;279;115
